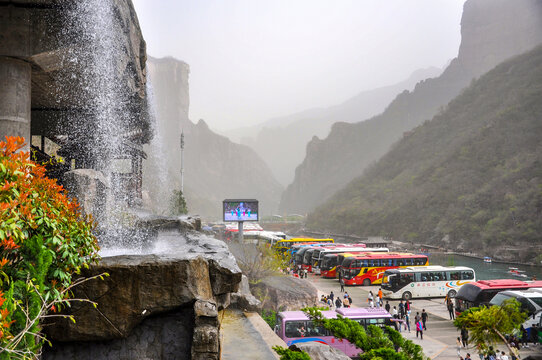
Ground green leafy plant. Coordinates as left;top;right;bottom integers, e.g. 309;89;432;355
272;346;311;360
0;136;100;359
170;189;188;215
302;307;428;360
261;309;277;329
454;299;528;357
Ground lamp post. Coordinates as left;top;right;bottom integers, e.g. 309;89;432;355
180;129;184;193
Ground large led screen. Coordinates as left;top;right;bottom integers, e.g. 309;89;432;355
223;199;259;222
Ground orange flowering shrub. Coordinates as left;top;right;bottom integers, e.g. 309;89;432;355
0;136;99;357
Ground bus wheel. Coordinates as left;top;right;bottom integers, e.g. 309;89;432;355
362;279;371;286
448;290;457;298
402;291;412;301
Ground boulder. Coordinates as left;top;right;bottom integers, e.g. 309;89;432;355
44;228;242;360
250;275;318;311
230;275;262;312
290;341;351;360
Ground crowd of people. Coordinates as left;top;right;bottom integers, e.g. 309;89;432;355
320;291;353;308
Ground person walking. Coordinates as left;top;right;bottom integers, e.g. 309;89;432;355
414;312;420;324
405;310;411;332
398;300;405;319
448;298;455;320
378;288;383;307
416;320;423;339
461;327;469;348
340;277;345;292
465;353;472;360
456;337;462;357
405;299;411;312
421;309;428;330
392;306;398;318
368;291;374;308
335;297;342;309
385;301;391;313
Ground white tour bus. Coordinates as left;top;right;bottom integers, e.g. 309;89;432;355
490;289;542;335
381;265;475;300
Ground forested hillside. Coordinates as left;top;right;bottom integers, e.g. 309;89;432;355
307;45;542;261
281;0;542;215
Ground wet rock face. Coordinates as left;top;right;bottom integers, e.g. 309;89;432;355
43;229;242;360
43;305;194;360
251;275;318;311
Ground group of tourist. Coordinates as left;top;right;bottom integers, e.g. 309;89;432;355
320;291;353;308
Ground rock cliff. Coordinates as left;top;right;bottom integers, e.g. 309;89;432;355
43;223;242;360
280;0;542;215
143;57;283;219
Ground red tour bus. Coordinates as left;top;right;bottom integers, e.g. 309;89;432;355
454;279;542;315
341;253;429;286
321;252;372;279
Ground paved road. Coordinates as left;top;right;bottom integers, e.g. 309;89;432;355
307;273;542;359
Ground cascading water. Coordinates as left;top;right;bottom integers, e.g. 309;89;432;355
58;0;154;254
142;71;172;215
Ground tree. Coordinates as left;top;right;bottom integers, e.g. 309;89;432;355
170;189;188;215
0;136;100;358
272;346;311;360
302;307;428;360
454;299;528;357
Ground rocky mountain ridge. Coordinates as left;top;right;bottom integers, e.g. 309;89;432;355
280;0;542;215
225;67;441;186
143;56;283;219
307;44;542;261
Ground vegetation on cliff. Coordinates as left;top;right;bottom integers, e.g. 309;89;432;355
307;45;542;259
0;137;100;359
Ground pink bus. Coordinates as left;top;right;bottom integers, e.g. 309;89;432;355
275;308;393;357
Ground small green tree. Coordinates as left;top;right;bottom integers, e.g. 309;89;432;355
272;346;311;360
170;189;188;215
454;299;528;357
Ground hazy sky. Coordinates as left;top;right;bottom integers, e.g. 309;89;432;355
132;0;466;131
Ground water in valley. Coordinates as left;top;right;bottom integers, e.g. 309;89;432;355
429;253;542;281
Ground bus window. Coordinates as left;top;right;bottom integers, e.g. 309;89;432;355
461;271;474;280
449;271;460;280
361;260;368;268
421;273;430;282
386;259;393;266
400;273;414;287
285;321;306;338
306;321;327;337
367;318;387;329
404;258;413;266
397;259;405;266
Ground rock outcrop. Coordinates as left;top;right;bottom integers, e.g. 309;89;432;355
143;57;283;219
230;275;262;312
290;342;351;360
43;225;242;360
281;0;542;215
250;275;318;311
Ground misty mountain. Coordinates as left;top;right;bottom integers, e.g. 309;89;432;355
223;67;441;186
281;0;542;214
307;44;542;261
143;56;283;219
